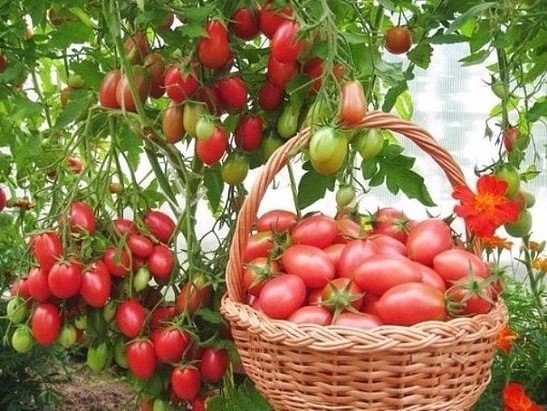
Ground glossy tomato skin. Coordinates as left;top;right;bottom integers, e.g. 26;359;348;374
339;81;367;125
27;266;52;302
258;80;284;111
446;285;494;316
127;234;154;258
321;277;364;311
259;3;293;38
200;347;229;383
291;214;337;249
372;207;408;243
10;278;31;299
406;219;453;266
195;125;228;165
148;245;175;282
154;327;190;363
334;216;364;243
171;366;201;401
243;231;275;263
288;305;332;325
232;8;260;40
198;20;231;70
258;274;306;319
126;340;157;380
31;231;63;270
353;255;422;295
281;245;335;288
256;210;297;233
144;210;176;244
175;278;212;315
48;260;83;298
368;234;406;257
413;262;446;292
116;299;146;338
221;152;249;185
31;302;61;346
309;126;348;176
235;115;264;151
385;26;412;54
123;31;150;64
333;312;383;330
116;66;151;112
323;243;346;267
243;257;280;297
113;218;138;236
271;21;303;63
433;249;488;284
150;305;177;329
162;101;185;144
144;52;166;99
99;69;122;108
267;55;299;89
216;76;248;112
104;246;132;277
337;239;377;279
69;201;96;234
196;85;223;116
164;66;198;103
360;292;382;317
81;260;111;307
377;282;447;325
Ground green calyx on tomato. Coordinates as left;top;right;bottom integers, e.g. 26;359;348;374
494;164;521;198
221;152;250;185
309;126;348;176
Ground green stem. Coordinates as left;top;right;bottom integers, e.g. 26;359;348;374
286;162;301;218
496;47;510;128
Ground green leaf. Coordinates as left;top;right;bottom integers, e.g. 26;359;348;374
208;379;272;411
203;164;224;213
446;3;497;34
297;167;335;209
425;34;468;45
9;97;43;123
196;307;224;324
54;91;90;129
362;159;378;180
48;22;94;49
527;98;547;122
459;49;491;66
382;82;408;113
394;90;414;120
407;43;433;69
177;23;206;38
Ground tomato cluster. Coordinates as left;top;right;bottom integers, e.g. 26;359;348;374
6;202;229;408
242;207;501;327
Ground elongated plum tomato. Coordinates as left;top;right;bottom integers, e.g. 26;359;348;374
256;210;297;233
385;26;412;55
200;347;229;383
267;55;299;89
69;200;96;234
197;20;231;70
243;231;274;263
126;340;156;380
144;52;166;99
432;249;488;284
171;366;201;401
26;266;51;302
281;245;335;288
231;7;260;40
127;234;154;258
337;239;377;279
216;76;248;112
31;302;61;346
48;260;83;298
148;245;175;282
413;262;446;292
103;246;131;277
406;219;453;266
309;126;348;176
116;299;146;338
339;81;367;125
377;282;447;325
195;125;228;165
113;218;138;236
258;274;306;319
271;21;304;64
333;312;383;330
31;231;63;270
372;207;408;243
143;210;176;244
291;214;337;249
258;80;284;112
259;2;293;38
123;31;150;64
99;69;121;109
235;114;264;151
288;305;332;325
164;66;198;103
116;66;151;112
154;327;190;363
80;260;111;307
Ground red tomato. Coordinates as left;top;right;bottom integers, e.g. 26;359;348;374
303;57;324;94
433;249;488;284
26;266;52;302
368;234;407;256
258;80;285;111
216;76;248;112
144;210;176;244
291;214;337;249
116;66;151;112
258;274;306;319
150;305;177;329
406;219;453;266
360;293;382;317
31;231;63;270
113;218;138;236
48;260;83;298
69;201;96;234
154;327;190;363
323;243;345;267
175;276;212;315
164;66;198;103
372;207;409;243
353;255;422;295
10;278;31;299
288;305;333;325
191;398;207;411
171;366;201;401
31;302;61;346
446;284;493;316
271;21;304;63
339;81;367;125
81;260;111;307
200;347;229;383
336;239;377;279
321;277;364;311
231;8;260;40
235;114;264;151
144;52;166;99
413;262;446;292
126;339;157;380
385;26;412;55
104;246;132;277
0;187;6;211
256;210;297;232
67;156;84;173
267;55;299;88
377;282;447;325
195;85;223;116
503;125;521;152
116;299;146;338
195;125;229;165
197;20;231;70
123;31;150;64
333;312;383;330
99;69;121;108
243;257;280;297
243;231;275;263
259;2;293;38
127;234;154;258
281;245;335;288
148;245;175;282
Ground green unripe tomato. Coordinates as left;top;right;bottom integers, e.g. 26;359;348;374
183;102;206;138
336;185;356;208
354;128;384;160
504;210;532;238
221;152;249;185
102;300;117;323
524;191;535;208
7;296;29;324
153;398;170;411
58;323;78;348
491;80;507;99
277;100;302;139
133;266;151;292
67;74;85;89
259;133;284;163
195;116;216;141
309;126;348;176
87;341;110;372
74;313;87;330
12;326;34;353
494;164;521;198
114;339;128;368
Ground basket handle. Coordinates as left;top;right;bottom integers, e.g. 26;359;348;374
226;111;469;303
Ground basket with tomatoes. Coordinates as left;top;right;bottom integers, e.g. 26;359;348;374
221;111;508;411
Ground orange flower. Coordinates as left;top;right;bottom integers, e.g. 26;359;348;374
496;326;517;354
482;235;513;251
503;382;542;411
532;257;547;272
453;175;520;238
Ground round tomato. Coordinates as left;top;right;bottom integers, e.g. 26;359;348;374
377;282;446;325
235;115;264;151
267;55;299;89
504;210;532;238
48;260;83;298
31;231;63;270
123;31;150;64
116;299;146;338
332;312;383;330
171;366;201;401
26;266;52;302
183;102;206;138
321;277;364;311
258;274;306;319
175;275;212;315
12;326;34;353
198;20;231;70
258;80;284;112
291;214;337;249
154;327;190;363
446;284;493;316
339;81;366;125
126;339;157;380
80;260;111;308
353;255;422;295
104;246;132;277
406;219;453;266
244;257;280;297
281;245;335;288
144;210;176;244
385;26;412;54
288;305;332;325
271;21;304;63
494;165;521;198
433;249;488;284
216;76;248;112
195;125;228;165
127;234;154;258
162;101;185;144
221;152;249;185
259;2;293;38
256;210;297;232
258;132;284;163
7;296;29;324
144;52;165;99
164;66;198;103
277;99;302;139
99;69;121;109
309;126;348;175
148;245;175;282
231;7;260;40
31;302;61;346
116;66;151;112
69;200;96;234
413;262;446;292
200;347;229;383
243;231;275;262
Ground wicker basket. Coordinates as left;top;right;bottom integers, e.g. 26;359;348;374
220;112;508;411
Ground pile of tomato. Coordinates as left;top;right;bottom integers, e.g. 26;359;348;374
242;207;500;328
5;202;227;409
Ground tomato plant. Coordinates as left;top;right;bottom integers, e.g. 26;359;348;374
385;26;413;55
126;340;157;380
31;303;61;346
116;300;146;339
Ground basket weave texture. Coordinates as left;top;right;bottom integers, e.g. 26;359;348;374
220;112;508;411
